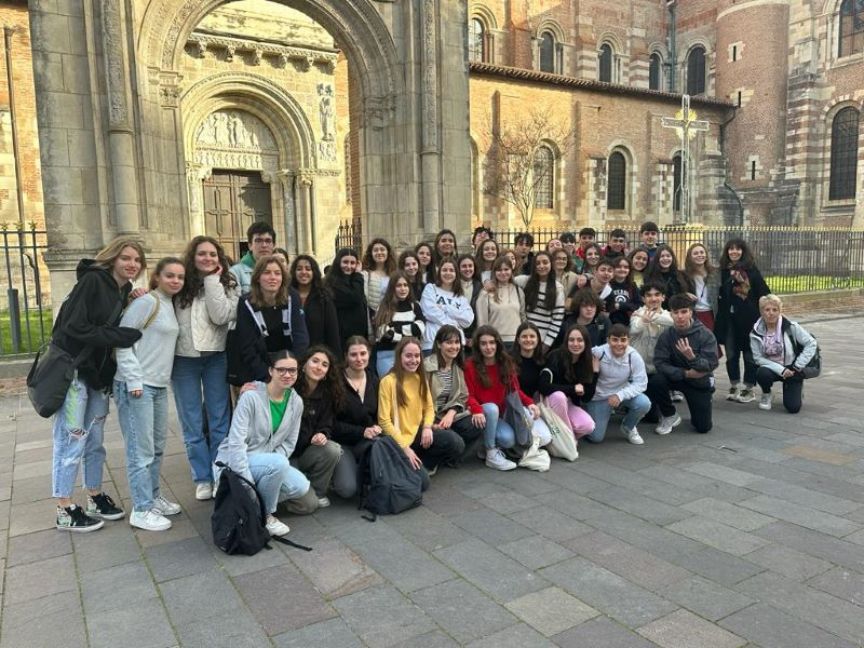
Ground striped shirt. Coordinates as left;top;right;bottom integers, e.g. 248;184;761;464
515;275;565;347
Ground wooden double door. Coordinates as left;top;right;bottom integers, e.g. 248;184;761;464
202;170;272;262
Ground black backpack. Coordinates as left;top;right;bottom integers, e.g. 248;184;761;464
357;436;423;521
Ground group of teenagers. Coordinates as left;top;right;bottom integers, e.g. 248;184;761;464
47;219;819;537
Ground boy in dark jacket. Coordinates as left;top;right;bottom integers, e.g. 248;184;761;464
646;294;719;434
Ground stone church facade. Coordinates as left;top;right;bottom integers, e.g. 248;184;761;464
3;0;862;302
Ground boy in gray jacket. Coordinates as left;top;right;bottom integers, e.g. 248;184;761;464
585;324;651;445
646;294;719;434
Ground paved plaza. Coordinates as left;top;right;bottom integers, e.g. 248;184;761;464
0;316;862;648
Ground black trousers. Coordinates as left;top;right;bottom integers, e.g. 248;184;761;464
646;373;714;433
755;366;803;414
411;428;465;470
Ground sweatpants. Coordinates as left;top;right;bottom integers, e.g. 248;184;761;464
646;373;714;433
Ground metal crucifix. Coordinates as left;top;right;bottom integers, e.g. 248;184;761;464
661;94;710;223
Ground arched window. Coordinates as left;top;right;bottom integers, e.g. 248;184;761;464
607;151;627;210
686;46;706;95
649;52;662;90
829;107;860;200
672;153;684;212
539;31;556;72
839;0;864;58
469;18;486;63
533;145;555;209
599;43;613;82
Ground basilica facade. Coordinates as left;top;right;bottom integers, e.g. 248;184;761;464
3;0;863;301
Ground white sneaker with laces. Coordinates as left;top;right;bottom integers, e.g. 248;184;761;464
726;385;740;401
758;392;773;411
152;495;181;516
130;509;172;532
485;448;517;471
265;515;291;537
195;482;213;501
622;424;644;445
655;413;682;435
670;390;684;402
736;388;756;403
317;496;331;508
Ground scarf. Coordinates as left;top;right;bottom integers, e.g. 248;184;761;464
760;316;784;362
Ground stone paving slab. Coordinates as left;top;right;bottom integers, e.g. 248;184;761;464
1;317;864;646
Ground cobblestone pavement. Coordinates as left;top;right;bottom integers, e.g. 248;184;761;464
1;317;862;648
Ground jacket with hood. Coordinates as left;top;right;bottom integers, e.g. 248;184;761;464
749;317;817;377
52;259;141;391
214;382;303;483
226;292;310;386
327;271;369;353
654;318;719;389
229;251;256;295
423;355;471;421
629;306;674;373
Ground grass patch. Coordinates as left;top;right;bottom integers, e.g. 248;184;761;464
765;275;864;294
0;309;52;355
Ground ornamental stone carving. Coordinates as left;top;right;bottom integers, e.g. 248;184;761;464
102;0;129;127
195;110;277;150
318;84;335;142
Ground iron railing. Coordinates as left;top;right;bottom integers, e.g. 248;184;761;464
334;220;363;254
0;223;50;356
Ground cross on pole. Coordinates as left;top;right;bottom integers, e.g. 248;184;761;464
661;94;710;223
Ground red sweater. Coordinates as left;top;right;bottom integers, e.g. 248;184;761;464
464;358;533;414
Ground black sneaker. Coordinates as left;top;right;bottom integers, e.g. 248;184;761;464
56;505;104;532
86;493;125;520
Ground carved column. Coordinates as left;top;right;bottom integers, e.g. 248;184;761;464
277;170;298;256
420;0;441;232
186;162;208;236
295;172;314;255
102;0;140;234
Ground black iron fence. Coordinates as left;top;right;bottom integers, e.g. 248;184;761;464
336;221;864;296
1;224;50;356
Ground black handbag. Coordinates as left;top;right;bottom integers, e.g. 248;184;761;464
26;343;90;418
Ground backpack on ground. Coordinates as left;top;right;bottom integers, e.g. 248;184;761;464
782;319;822;379
211;462;272;556
357;436;423;521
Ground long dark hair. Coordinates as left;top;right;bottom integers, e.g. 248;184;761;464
511;321;545;367
297;345;345;410
433;228;459;265
435;259;464;297
148;256;184;291
326;248;360;282
555;323;594;385
470;325;515;388
373;270;415;329
524;251;557;311
720;237;756;270
177;236;236;308
415;242;436;284
289;254;329;297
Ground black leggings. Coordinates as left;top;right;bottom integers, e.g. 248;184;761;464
756;366;803;414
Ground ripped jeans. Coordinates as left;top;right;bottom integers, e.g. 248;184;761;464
52;375;109;499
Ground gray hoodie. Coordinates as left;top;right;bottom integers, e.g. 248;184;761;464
750;317;817;377
214;382;304;483
654;318;719;389
591;344;648;402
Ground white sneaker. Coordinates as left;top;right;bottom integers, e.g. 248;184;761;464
655;413;682;435
485;448;517;471
317;497;331;509
736;388;756;403
152;495;181;516
670;390;684;402
195;482;213;501
758;392;773;411
726;385;740;401
621;424;644;445
265;514;291;537
130;509;172;532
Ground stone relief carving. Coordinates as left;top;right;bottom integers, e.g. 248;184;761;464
318;83;335;142
102;0;129;127
319;140;337;162
195;110;277;150
422;0;439;149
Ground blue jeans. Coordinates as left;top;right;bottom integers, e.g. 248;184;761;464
481;403;516;449
376;350;396;377
171;353;231;484
248;453;310;514
584;394;652;443
52;375;109;498
114;382;168;512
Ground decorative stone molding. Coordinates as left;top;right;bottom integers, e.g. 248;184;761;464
102;0;130;128
422;0;439;150
187;32;339;70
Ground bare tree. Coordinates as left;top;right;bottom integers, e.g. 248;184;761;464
482;108;576;227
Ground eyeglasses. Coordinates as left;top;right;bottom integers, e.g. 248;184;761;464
273;367;298;376
252;238;274;245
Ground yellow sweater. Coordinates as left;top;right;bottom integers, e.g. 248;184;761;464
378;372;435;448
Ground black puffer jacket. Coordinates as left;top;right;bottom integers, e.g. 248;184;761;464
52;260;141;390
327;272;368;353
715;265;770;346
